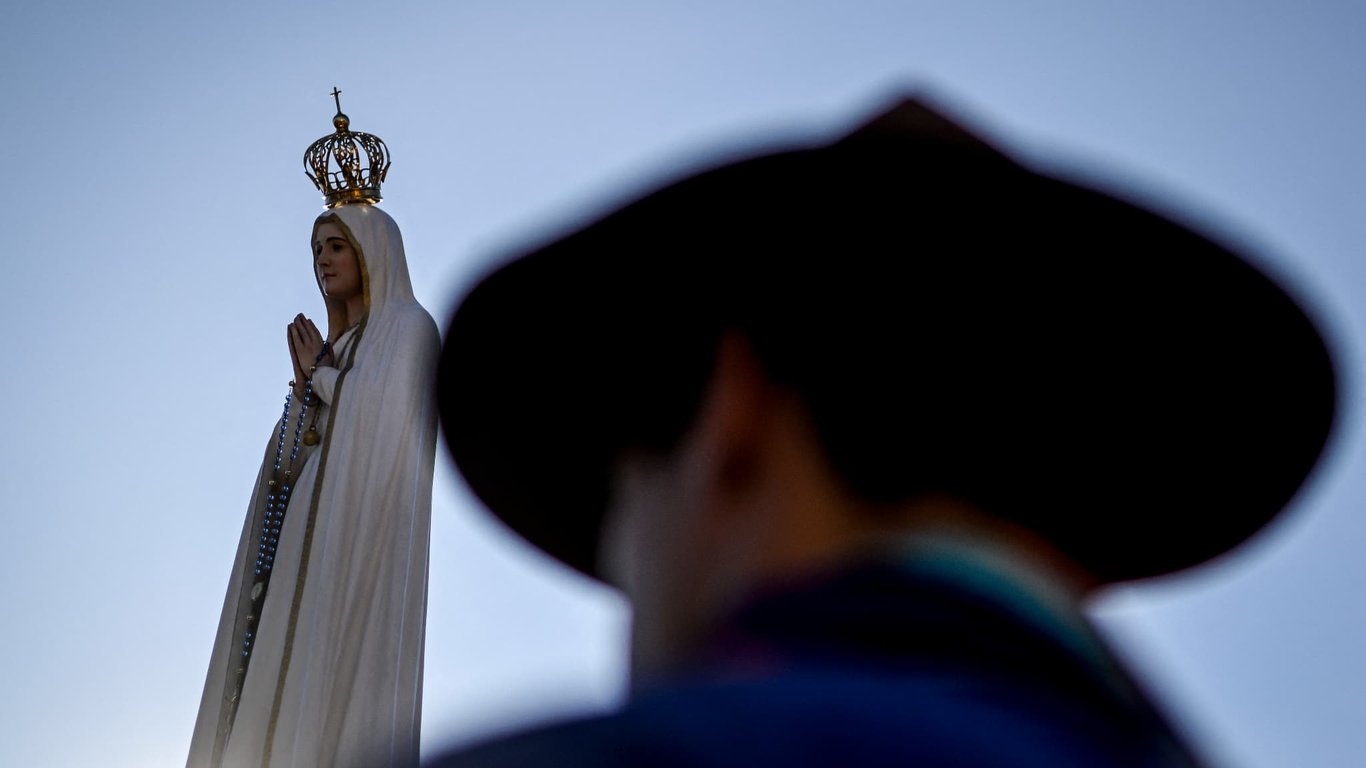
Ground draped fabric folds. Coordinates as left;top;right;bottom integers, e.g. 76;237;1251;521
189;205;440;768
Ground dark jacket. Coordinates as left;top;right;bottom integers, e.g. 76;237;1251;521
427;557;1203;767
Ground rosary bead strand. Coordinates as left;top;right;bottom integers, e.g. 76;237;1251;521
240;339;333;666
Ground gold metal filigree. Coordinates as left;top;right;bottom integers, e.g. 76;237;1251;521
303;88;391;208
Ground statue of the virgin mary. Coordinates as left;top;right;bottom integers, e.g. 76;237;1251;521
188;92;440;768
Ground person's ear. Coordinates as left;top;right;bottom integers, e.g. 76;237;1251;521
697;332;773;505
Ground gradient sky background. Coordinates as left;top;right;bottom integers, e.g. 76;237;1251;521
3;2;1364;766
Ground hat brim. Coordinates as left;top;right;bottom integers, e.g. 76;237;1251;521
439;98;1336;585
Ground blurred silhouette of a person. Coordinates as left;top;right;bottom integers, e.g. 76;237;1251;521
431;96;1335;767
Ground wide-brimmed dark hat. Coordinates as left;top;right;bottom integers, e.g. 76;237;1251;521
439;96;1336;585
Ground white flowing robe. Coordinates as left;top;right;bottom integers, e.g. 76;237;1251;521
189;205;440;768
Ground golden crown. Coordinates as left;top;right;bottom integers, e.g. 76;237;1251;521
303;88;391;207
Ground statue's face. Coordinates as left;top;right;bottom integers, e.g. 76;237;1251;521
313;221;362;301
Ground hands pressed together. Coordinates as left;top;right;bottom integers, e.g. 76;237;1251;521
288;314;334;396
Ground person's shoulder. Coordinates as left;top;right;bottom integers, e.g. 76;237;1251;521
425;666;1183;768
385;302;441;348
393;300;439;330
425;712;627;768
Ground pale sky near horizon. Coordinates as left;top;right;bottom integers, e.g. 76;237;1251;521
3;3;1365;766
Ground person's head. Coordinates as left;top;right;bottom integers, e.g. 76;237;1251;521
438;97;1336;678
311;204;420;335
599;328;1107;677
314;220;363;299
312;212;370;330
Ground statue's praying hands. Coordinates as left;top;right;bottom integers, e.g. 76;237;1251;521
287;314;332;396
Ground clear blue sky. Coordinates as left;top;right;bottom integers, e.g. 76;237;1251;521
3;3;1364;766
